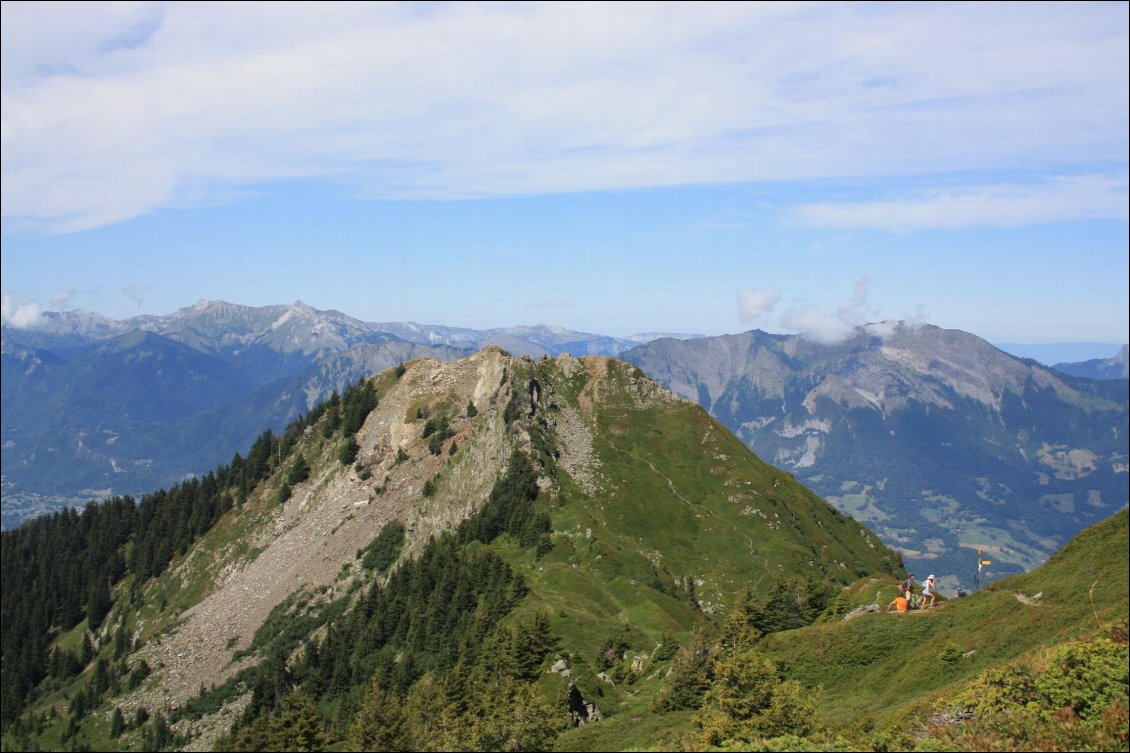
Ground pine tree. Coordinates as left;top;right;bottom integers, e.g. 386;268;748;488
86;576;112;632
653;625;713;712
694;644;819;746
286;455;310;486
462;676;568;752
109;707;125;738
338;436;360;465
403;676;460;752
79;633;94;667
347;679;409;751
269;690;326;753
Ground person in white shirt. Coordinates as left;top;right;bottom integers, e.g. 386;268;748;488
921;574;937;608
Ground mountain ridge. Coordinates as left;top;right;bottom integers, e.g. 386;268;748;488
1;346;903;750
622;321;1129;585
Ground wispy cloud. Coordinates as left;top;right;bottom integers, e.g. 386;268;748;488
123;284;145;306
736;286;781;323
780;276;875;344
1;293;42;328
2;2;1126;233
51;290;76;308
794;175;1130;233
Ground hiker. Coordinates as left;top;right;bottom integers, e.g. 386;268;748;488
956;586;967;598
921;574;937;608
887;594;909;613
900;573;915;601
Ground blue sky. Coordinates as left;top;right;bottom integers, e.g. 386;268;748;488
2;2;1127;346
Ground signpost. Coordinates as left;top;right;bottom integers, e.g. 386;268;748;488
976;547;992;590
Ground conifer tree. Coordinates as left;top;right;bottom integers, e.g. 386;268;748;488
694;642;818;746
79;633;94;667
269;690;326;753
109;707;125;738
403;676;460;752
653;624;713;712
347;679;409;751
462;676;568;752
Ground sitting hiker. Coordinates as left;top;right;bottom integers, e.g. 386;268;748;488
887;594;909;613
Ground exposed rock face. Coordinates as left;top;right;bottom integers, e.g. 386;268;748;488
566;681;604;726
116;349;521;736
843;603;881;621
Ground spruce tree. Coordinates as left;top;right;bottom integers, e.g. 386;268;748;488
269;691;326;753
109;707;125;738
347;679;409;751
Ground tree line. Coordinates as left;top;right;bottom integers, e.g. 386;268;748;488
0;378;380;728
219;450;568;751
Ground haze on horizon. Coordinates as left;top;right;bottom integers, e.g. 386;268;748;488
2;2;1127;346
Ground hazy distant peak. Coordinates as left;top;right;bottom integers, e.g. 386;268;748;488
1053;343;1130;380
625;332;707;343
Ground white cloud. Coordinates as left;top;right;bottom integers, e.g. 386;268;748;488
780;276;874;344
1;293;43;328
1;2;1126;232
794;175;1129;233
737;286;781;323
780;306;858;345
863;321;900;340
51;290;76;308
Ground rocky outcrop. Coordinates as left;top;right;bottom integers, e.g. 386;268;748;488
566;681;604;727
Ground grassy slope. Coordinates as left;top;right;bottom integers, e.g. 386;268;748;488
508;357;904;751
552;359;899;603
759;507;1129;730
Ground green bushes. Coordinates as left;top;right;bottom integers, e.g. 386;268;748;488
338;436;359;465
921;632;1130;751
422;415;454;455
360;522;406;573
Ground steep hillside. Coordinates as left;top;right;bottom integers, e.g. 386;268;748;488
1;348;900;752
754;508;1129;742
623;323;1129;585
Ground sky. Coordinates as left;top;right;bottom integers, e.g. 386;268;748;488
1;1;1127;347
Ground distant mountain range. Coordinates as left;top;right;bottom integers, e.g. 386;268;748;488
1053;344;1129;380
621;323;1128;584
995;340;1126;367
0;301;699;526
3;301;1126;586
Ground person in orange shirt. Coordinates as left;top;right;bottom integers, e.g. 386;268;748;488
887;594;909;613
